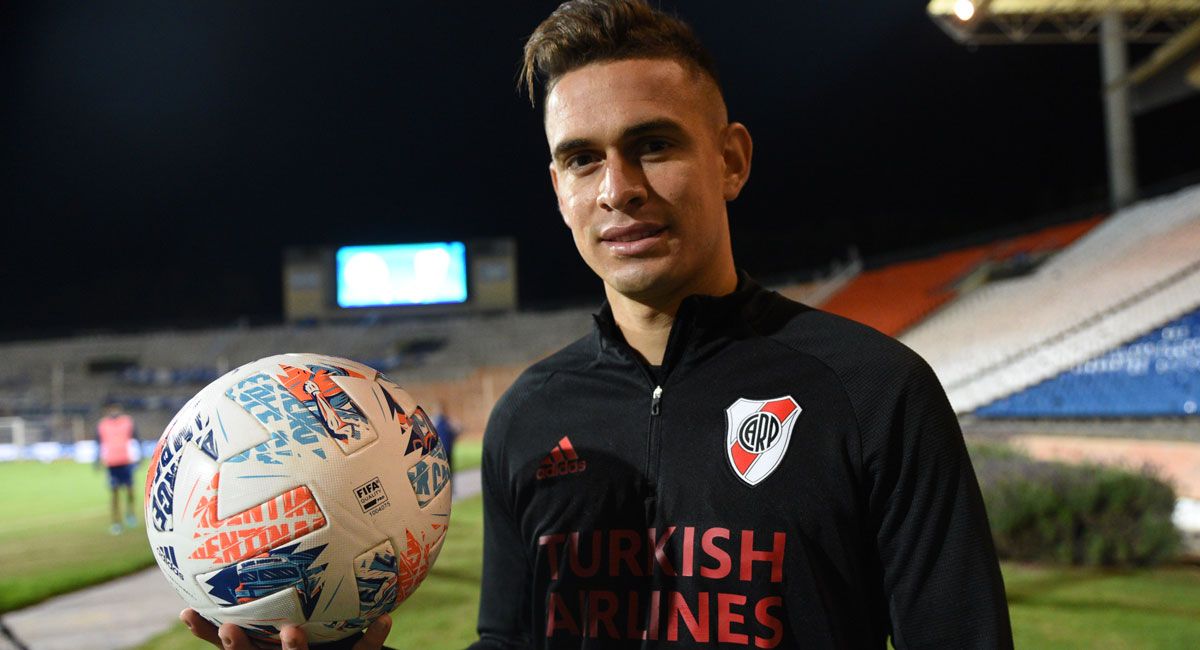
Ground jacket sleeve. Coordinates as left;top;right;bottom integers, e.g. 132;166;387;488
466;394;534;649
863;358;1013;649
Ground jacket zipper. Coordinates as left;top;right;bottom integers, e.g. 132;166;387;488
645;384;663;482
641;302;688;517
644;384;664;523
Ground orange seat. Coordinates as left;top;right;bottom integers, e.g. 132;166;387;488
821;217;1102;336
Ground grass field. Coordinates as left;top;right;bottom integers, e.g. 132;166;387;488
0;440;482;616
0;461;156;613
6;447;1200;648
1004;562;1200;648
451;438;482;475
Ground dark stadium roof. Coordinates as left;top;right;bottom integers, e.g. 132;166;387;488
928;0;1200;44
2;1;1199;339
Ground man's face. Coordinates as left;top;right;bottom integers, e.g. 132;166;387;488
545;58;750;305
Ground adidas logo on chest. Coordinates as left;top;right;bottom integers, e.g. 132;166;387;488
536;436;587;480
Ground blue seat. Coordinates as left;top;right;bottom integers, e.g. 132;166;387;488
976;307;1200;418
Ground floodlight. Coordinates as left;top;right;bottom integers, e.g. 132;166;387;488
954;0;975;21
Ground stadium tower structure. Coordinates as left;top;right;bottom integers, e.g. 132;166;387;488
927;1;1200;210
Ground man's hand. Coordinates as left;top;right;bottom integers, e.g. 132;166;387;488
180;608;393;650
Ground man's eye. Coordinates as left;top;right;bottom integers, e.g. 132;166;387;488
566;153;598;170
641;139;672;156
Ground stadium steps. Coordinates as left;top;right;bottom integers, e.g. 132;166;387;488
819;218;1098;337
951;262;1200;412
773;254;863;307
904;188;1200;384
821;248;989;336
901;183;1200;413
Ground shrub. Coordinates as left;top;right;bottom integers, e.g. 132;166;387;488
969;442;1181;567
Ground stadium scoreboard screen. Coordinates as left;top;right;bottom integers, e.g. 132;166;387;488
335;242;468;308
282;238;516;321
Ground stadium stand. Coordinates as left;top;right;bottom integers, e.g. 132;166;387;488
900;183;1200;414
773;253;863;307
119;366;222;386
820;218;1100;336
0;306;595;454
976;307;1200;417
0;261;866;456
3;184;1197;461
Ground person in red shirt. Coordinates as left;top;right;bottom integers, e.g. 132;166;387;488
96;401;140;535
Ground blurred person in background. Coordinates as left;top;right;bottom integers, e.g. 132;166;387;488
95;401;140;535
434;400;460;474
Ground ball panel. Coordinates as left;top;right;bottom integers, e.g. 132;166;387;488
189;478;327;567
272;361;378;455
146;407;201;533
353;539;399;618
375;377;417;422
223;371;338;464
283;353;381;384
396;526;444;602
147;422;219;606
407;444;451;509
193;576;312;634
143;427;168;514
315;538;400;637
197;541;330;610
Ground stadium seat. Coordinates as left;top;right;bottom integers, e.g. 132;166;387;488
901;184;1200;413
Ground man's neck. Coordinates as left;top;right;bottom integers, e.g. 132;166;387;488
605;267;738;366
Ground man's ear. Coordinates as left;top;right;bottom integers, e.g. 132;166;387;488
549;161;569;226
721;122;753;201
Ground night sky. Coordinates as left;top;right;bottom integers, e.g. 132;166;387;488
3;1;1198;340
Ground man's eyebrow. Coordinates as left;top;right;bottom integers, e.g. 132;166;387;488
552;138;593;162
552;118;688;162
621;118;685;140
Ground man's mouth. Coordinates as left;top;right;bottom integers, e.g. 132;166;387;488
599;223;668;255
600;223;667;243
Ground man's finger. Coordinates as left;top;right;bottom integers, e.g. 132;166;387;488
353;614;392;650
180;608;222;646
279;624;309;650
218;622;258;650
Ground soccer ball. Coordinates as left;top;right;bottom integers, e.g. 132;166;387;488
144;353;451;643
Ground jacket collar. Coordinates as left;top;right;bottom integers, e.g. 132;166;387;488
591;270;769;373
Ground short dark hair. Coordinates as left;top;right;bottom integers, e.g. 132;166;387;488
521;0;721;106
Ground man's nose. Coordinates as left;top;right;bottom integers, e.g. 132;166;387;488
596;156;648;213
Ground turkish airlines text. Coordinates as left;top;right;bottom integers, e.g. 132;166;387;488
537;526;787;646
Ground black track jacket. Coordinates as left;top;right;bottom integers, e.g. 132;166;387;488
470;274;1012;649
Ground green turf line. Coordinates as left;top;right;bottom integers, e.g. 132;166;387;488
0;461;156;614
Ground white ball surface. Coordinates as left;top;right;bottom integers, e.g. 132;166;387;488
144;353;451;643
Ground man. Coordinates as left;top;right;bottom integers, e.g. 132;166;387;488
96;401;140;535
470;1;1012;648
